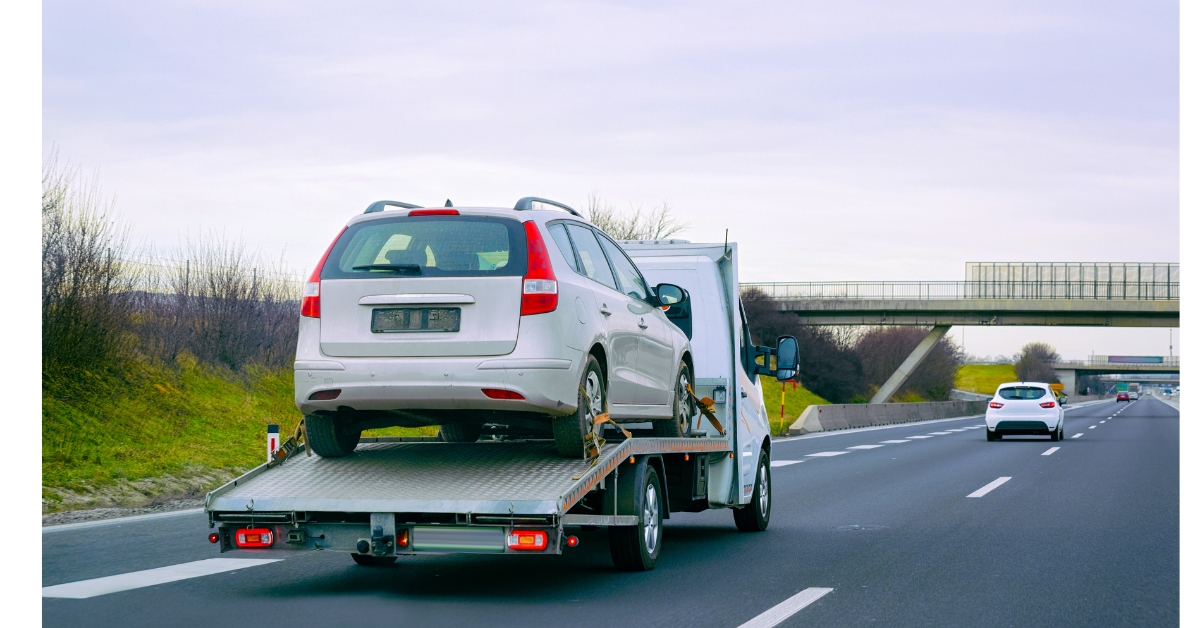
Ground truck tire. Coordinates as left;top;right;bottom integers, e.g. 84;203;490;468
609;463;663;571
553;355;606;458
653;361;694;437
439;423;482;443
306;414;361;458
733;451;771;532
351;554;397;567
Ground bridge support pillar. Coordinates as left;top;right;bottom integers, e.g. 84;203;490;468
1054;369;1078;395
869;325;952;404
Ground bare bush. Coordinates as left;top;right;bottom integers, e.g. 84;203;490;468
1014;342;1061;384
854;327;963;401
586;193;687;241
42;153;141;371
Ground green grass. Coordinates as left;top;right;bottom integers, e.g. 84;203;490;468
955;364;1018;394
759;380;829;436
42;355;434;508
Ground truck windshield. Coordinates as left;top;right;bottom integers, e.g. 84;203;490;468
322;216;527;279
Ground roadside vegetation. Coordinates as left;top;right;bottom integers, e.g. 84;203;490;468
954;363;1019;394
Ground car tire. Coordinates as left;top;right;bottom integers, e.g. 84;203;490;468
306;413;362;458
351;554;397;567
553;355;606;458
986;429;997;442
733;452;771;532
1049;427;1059;442
653;361;695;438
608;463;663;571
439;423;482;443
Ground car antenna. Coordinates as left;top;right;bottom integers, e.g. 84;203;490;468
445;199;454;207
722;228;731;259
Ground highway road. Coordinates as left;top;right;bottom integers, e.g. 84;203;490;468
43;397;1178;627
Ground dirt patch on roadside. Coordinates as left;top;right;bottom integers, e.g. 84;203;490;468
42;465;246;519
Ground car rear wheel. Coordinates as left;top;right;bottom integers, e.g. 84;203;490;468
653;361;694;437
306;414;362;457
553;355;606;458
439;423;482;443
986;429;997;442
1049;426;1059;442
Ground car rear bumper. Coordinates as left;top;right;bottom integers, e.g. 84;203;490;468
991;420;1056;435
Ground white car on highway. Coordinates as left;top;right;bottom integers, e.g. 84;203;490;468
985;382;1065;441
293;197;696;458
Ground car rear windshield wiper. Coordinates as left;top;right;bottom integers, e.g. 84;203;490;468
352;263;423;274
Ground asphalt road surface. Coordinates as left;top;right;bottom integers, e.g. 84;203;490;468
43;397;1178;627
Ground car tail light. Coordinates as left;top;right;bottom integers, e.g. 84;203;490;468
300;227;347;318
482;388;526;400
507;529;548;551
234;528;273;548
1040;401;1056;408
308;389;341;401
521;221;558;316
989;402;1004;409
409;209;459;216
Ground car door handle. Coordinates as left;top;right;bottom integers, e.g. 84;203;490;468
599;305;612;316
638;318;648;329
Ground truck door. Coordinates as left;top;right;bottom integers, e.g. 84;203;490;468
735;304;770;502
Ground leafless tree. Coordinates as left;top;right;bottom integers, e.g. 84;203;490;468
1014;342;1061;383
854;327;963;401
586;193;687;241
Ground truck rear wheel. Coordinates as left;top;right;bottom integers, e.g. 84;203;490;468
609;463;663;571
733;452;771;532
553;355;605;458
306;414;361;458
653;361;694;437
439;423;482;443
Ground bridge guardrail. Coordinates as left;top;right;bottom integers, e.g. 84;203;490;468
742;281;1180;301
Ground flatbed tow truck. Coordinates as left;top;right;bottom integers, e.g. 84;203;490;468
205;240;797;570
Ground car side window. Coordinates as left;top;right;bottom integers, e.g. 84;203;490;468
545;222;580;273
596;233;650;302
564;224;618;291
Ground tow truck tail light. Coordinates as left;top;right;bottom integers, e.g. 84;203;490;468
234;527;274;548
1040;401;1056;408
989;402;1004;409
300;227;347;318
209;532;220;543
398;528;409;548
482;388;526;400
520;221;557;316
507;529;548;551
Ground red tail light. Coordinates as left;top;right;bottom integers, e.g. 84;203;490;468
234;527;274;548
521;221;558;316
300;227;347;318
1040;401;1056;408
398;529;409;548
482;388;526;400
507;529;548;551
308;389;341;401
209;532;220;543
989;402;1004;408
409;209;459;216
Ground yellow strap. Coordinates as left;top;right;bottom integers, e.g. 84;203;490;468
686;384;726;435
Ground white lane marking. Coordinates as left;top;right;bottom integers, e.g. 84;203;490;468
928;432;952;435
738;587;834;628
879;440;911;444
806;451;850;457
1100;421;1106;423
847;445;883;450
964;426;985;429
946;428;971;432
1089;426;1096;429
1042;447;1060;456
43;508;205;534
907;435;934;439
1071;433;1083;439
967;477;1011;498
771;460;803;467
42;558;281;599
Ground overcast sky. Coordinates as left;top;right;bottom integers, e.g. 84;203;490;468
42;0;1179;359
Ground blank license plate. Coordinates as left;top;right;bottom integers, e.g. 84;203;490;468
371;308;460;333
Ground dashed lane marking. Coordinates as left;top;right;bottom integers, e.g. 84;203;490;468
771;460;803;467
1089;426;1096;429
1042;447;1060;456
879;440;911;444
806;451;850;457
42;558;281;599
928;432;952;435
1100;421;1106;423
738;587;835;628
1071;433;1083;439
967;477;1011;498
846;445;884;450
946;428;971;432
907;435;934;439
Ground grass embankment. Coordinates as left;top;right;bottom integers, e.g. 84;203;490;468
42;356;435;513
955;364;1018;395
759;380;829;436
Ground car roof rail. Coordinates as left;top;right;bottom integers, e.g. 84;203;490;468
364;200;423;214
514;197;584;218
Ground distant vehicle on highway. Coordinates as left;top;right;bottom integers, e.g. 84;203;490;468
1129;391;1140;400
1117;392;1130;402
985;382;1065;441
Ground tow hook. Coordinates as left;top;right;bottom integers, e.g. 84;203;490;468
371;525;394;556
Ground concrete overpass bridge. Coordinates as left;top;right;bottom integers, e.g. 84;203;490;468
741;262;1179;403
1054;356;1180;395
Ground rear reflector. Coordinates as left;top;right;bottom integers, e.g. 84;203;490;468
989;402;1004;408
300;227;347;318
1040;401;1056;408
566;535;579;548
209;532;220;544
521;221;558;316
308;389;341;401
409;209;459;216
234;528;273;548
507;530;548;551
482;388;526;400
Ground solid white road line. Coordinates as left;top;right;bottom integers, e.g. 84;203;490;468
738;587;834;628
1071;433;1083;439
1042;447;1060;456
43;508;205;534
907;435;934;439
42;558;281;599
771;460;803;467
879;440;911;444
846;445;883;450
967;477;1011;498
807;451;850;457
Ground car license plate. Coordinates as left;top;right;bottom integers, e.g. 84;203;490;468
371;308;461;333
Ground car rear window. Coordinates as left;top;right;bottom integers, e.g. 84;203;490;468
322;216;527;279
997;386;1047;400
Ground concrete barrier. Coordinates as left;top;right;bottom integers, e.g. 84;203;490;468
788;400;989;436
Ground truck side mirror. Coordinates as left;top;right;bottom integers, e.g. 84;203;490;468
775;336;799;381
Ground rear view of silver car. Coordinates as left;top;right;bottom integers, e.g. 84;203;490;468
985;382;1065;441
293;198;695;458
